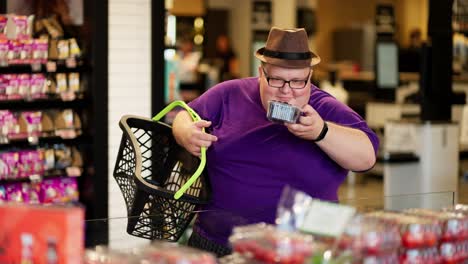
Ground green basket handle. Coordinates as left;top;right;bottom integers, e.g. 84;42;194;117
152;100;207;200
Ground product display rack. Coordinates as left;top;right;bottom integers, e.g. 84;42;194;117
0;0;109;247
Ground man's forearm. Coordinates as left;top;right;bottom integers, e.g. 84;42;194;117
316;122;376;171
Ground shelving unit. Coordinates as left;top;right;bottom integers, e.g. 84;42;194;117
0;0;109;247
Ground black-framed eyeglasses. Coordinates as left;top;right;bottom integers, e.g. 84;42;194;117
261;67;310;89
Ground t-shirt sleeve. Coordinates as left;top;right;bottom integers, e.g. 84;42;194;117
313;91;380;156
188;83;225;127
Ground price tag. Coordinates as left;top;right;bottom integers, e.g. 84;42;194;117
29;174;42;182
46;61;57;72
299;200;356;237
66;57;77;68
66;166;82;177
31;63;42;72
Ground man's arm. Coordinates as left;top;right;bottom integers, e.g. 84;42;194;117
172;110;218;157
286;105;376;171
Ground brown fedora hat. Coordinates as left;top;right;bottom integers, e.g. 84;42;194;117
255;27;320;68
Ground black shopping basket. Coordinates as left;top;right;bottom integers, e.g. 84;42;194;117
113;101;211;241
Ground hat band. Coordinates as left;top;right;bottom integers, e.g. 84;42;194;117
263;49;312;60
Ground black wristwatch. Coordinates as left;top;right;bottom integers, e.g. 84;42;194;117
313;121;328;142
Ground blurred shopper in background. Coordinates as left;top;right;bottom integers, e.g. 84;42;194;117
214;34;239;81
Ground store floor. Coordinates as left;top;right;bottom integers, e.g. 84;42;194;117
338;175;468;210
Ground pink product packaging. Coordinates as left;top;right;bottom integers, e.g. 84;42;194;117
0;39;7;61
32;39;48;63
22;111;42;136
0;75;7;100
61;177;79;203
5;183;23;202
29;150;44;176
9;15;28;40
20;39;33;62
21;182;40;204
5;74;21;100
18;151;33;178
0;152;19;179
30;74;46;99
40;178;62;204
18;73;30;98
0;159;8;180
7;40;21;63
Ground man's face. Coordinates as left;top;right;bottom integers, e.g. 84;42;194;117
258;63;312;112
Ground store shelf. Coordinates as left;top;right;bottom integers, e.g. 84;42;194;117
0;97;89;110
0;169;79;185
0;59;90;74
0;134;93;150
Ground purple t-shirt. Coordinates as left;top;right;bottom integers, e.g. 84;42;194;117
188;77;379;246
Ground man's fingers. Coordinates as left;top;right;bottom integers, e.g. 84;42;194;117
194;120;212;128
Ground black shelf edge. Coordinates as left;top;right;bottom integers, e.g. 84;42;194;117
0;97;89;110
377;152;420;163
0;169;78;185
0;134;93;150
0;59;90;74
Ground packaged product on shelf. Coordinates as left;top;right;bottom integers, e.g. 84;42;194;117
0;39;7;63
41;147;56;171
140;241;217;264
68;72;80;92
55;73;68;93
42;16;64;39
5;183;23;202
5;15;29;40
0;186;5;201
54;144;72;169
32;38;48;63
7;40;21;63
54;109;82;138
69;38;81;58
0;15;6;38
19;111;43;139
0;203;84;263
21;182;41;204
0;76;5;100
0;110;19;139
229;223;318;264
18;73;30;98
61;177;79;203
30;73;46;99
57;39;69;60
0;159;7;179
4;74;21;99
0;151;19;179
20;39;33;62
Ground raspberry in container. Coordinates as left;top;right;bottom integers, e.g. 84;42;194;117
229;223;318;264
336;215;401;256
405;208;468;242
440;240;468;264
400;247;441;264
366;211;442;249
140;241;217;264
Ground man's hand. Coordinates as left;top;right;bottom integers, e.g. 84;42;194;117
285;104;325;141
174;117;218;157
